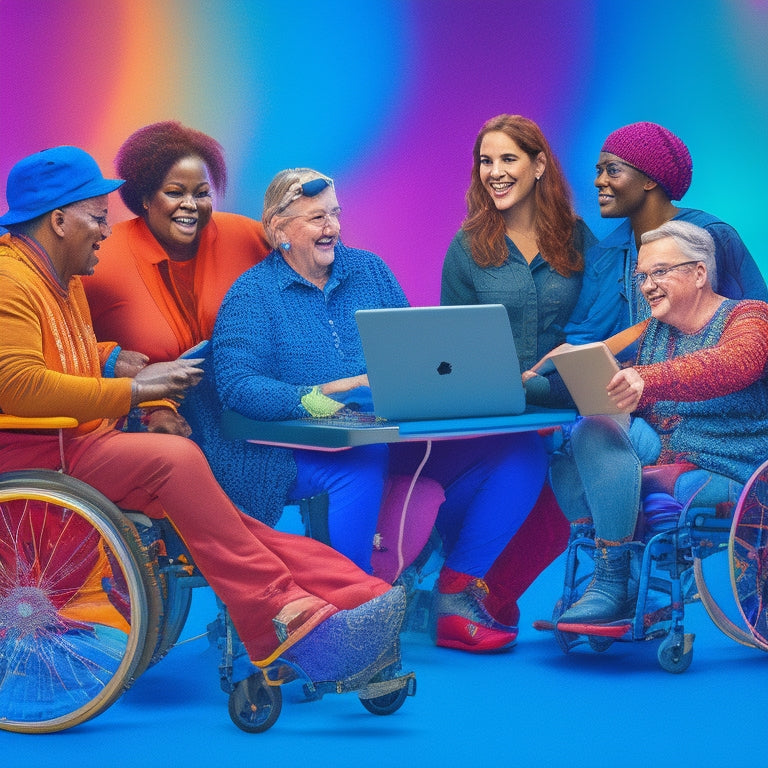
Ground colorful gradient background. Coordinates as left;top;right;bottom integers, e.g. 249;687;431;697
2;3;768;766
2;0;767;307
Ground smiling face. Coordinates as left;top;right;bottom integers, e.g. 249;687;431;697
273;186;341;287
636;236;704;328
143;155;213;259
594;152;653;219
478;131;544;219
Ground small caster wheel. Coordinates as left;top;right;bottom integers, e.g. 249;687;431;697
228;674;282;733
657;632;694;674
360;676;415;716
588;635;614;653
360;686;409;715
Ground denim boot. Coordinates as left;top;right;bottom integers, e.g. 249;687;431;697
558;541;633;624
280;586;406;689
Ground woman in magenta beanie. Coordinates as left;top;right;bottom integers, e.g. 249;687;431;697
564;121;767;350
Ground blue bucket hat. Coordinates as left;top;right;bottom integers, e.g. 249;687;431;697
0;146;124;226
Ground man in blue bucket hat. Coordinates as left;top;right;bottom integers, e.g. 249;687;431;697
0;145;409;690
0;146;125;227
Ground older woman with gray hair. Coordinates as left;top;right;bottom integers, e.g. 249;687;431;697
193;167;551;653
549;220;768;625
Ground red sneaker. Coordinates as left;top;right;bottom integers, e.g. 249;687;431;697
435;571;518;653
436;613;518;652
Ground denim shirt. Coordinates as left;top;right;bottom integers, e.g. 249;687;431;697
440;219;596;372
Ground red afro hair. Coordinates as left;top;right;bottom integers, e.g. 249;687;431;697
116;121;228;216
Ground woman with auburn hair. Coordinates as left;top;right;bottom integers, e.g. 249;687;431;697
440;114;597;633
442;114;595;371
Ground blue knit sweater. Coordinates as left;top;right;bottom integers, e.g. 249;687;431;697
188;243;408;524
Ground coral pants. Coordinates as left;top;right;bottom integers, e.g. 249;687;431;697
0;426;388;661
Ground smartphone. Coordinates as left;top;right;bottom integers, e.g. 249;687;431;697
178;340;210;360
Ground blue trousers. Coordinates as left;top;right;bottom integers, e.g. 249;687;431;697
290;432;548;578
550;415;743;541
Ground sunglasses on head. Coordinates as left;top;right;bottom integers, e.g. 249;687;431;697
300;177;333;197
274;176;334;218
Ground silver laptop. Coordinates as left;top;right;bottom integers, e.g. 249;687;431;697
355;304;525;421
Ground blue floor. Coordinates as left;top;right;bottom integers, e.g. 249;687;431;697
2;546;766;768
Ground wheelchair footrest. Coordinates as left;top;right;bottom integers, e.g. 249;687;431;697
358;671;416;700
533;619;632;638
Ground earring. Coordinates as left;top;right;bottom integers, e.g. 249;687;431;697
280;242;291;251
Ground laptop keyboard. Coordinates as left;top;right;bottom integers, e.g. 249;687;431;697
300;409;389;428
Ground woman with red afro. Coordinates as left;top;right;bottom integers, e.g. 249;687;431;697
83;121;270;435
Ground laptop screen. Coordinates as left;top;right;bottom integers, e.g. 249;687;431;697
355;305;525;421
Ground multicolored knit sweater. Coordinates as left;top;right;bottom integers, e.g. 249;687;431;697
635;299;768;483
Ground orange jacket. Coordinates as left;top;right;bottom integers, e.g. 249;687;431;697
0;234;131;432
83;212;270;362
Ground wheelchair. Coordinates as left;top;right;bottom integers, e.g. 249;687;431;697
0;416;415;734
534;460;768;672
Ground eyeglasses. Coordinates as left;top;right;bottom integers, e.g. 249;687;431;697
292;209;342;229
595;160;636;179
633;260;701;287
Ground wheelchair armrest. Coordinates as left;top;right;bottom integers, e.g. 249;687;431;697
0;413;79;430
641;462;699;496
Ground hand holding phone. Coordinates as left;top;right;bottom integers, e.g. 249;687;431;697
178;340;210;360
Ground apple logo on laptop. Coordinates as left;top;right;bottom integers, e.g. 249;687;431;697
437;361;452;375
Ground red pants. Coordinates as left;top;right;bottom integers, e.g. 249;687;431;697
0;427;388;660
483;483;570;624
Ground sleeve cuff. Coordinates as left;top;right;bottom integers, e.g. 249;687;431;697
103;346;122;378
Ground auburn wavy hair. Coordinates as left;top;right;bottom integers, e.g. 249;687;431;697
116;121;228;217
463;114;583;276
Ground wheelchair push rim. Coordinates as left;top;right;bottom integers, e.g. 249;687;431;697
729;460;768;651
0;470;155;733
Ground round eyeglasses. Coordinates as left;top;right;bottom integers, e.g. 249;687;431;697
633;260;701;287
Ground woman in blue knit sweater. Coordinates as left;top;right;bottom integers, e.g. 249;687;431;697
193;168;549;652
550;220;768;625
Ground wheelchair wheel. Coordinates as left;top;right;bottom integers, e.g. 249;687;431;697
359;668;415;716
657;630;694;673
228;673;282;733
359;683;411;715
0;470;159;733
588;635;614;653
729;460;768;650
126;516;196;665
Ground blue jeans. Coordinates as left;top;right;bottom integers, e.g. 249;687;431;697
550;415;742;541
290;444;389;573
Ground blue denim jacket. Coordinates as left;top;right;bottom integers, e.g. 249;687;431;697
564;208;768;354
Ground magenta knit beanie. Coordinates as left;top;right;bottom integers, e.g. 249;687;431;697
601;122;693;200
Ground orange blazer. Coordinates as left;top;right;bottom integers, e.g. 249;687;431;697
83;212;270;362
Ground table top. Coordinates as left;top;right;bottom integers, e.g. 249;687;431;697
220;406;578;449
